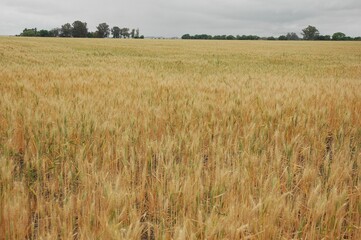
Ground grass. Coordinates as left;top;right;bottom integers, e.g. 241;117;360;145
0;37;360;239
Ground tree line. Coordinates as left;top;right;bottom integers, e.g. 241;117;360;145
19;20;144;39
182;26;361;41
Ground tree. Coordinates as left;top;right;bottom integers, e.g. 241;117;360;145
130;29;135;38
120;28;130;38
332;32;346;41
182;34;191;39
286;32;299;40
20;28;37;37
213;35;226;40
135;29;140;38
87;32;96;38
193;34;212;39
72;21;88;38
239;35;260;40
96;23;110;38
38;29;50;37
60;23;72;37
226;35;236;40
301;25;319;40
267;36;276;40
236;35;243;40
111;26;121;38
278;35;287;40
317;35;331;40
49;28;60;37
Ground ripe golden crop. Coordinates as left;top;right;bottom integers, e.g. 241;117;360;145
0;37;360;239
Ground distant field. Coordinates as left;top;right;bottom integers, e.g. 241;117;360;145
0;37;360;239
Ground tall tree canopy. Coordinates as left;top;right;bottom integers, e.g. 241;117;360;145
96;23;110;38
120;28;130;38
72;21;88;38
60;23;72;37
301;25;319;40
111;26;121;38
286;32;299;40
332;32;346;40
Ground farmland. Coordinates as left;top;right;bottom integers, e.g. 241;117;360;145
0;37;361;239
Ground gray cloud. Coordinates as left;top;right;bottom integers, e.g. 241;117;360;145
1;0;360;37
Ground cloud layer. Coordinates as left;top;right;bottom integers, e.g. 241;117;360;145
1;0;361;37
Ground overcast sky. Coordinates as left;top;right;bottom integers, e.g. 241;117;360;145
1;0;361;37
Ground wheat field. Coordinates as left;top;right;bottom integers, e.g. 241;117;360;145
0;37;360;239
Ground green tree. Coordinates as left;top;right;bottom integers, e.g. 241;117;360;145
240;35;260;40
49;28;60;37
301;25;319;40
332;32;346;41
38;29;50;37
61;23;72;37
111;26;121;38
194;34;212;39
226;35;235;40
130;29;135;38
120;28;130;38
87;32;96;38
181;34;191;39
135;29;140;38
96;23;110;38
278;35;287;40
215;35;226;40
72;21;88;38
317;35;331;40
20;28;37;36
286;32;299;40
